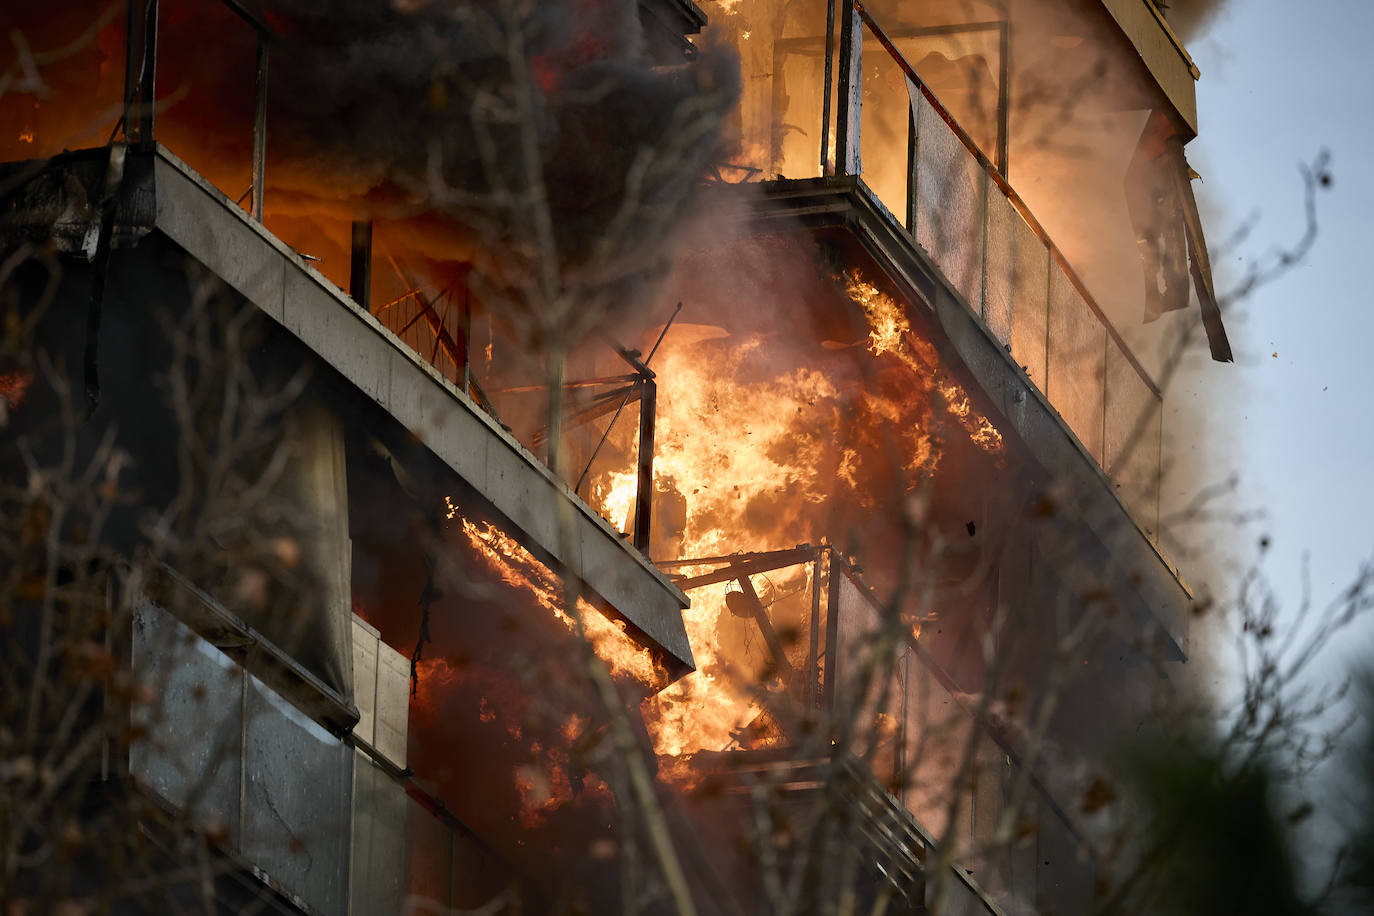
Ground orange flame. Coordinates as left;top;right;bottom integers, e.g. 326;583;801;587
586;272;1005;767
445;497;665;685
846;270;1004;458
0;371;34;408
631;338;839;759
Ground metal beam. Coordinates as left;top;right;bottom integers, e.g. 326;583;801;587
808;551;823;707
633;376;656;554
533;383;643;448
671;546;819;591
251;33;269;220
822;550;841;715
123;0;158;149
349;221;372;312
820;0;837;175
834;0;862;175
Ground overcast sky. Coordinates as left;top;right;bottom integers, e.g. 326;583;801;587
1172;0;1374;673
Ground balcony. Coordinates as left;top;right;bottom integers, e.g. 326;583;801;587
706;0;1167;541
130;594;515;914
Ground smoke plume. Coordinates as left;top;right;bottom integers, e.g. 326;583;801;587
1161;0;1234;40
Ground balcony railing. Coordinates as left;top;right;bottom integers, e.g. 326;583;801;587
755;0;1164;537
98;0;665;553
131;598;509;915
7;0;1159;541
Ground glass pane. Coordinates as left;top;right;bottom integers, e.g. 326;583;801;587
858;27;913;223
703;0;831;181
913;91;986;309
901;646;976;847
832;572;905;780
832;571;885;717
773;36;829;179
1010;215;1048;391
982;187;1016;344
1104;341;1162;538
1046;263;1105;464
408;796;454;907
157;0;259;208
452;825;514;909
1035;801;1094;913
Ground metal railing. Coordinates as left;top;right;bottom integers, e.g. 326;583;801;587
114;0;661;552
666;544;1086;914
775;0;1165;536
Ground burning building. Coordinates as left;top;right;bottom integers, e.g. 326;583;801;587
0;0;1222;913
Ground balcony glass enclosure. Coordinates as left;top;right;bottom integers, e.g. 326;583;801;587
706;0;1165;537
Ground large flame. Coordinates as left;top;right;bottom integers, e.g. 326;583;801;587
445;497;666;685
586;270;1004;763
637;338;840;758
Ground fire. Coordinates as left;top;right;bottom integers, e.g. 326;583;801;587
445;499;666;685
0;371;34;408
583;271;1005;766
411;656;595;827
593;470;637;533
632;338;841;759
18;130;34;145
845;270;1004;458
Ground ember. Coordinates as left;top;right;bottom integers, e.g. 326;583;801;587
0;371;34;409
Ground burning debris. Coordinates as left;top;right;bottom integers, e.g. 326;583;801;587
447;498;666;686
579;251;1008;762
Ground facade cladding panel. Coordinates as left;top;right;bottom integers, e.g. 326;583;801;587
130;603;245;844
133;603;353;914
912;87;986;308
1105;339;1163;536
241;675;353;915
351;618;380;755
1010;213;1050;392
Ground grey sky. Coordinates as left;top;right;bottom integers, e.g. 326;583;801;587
1177;0;1374;649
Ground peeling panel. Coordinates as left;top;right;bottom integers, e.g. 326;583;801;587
1097;0;1199;134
